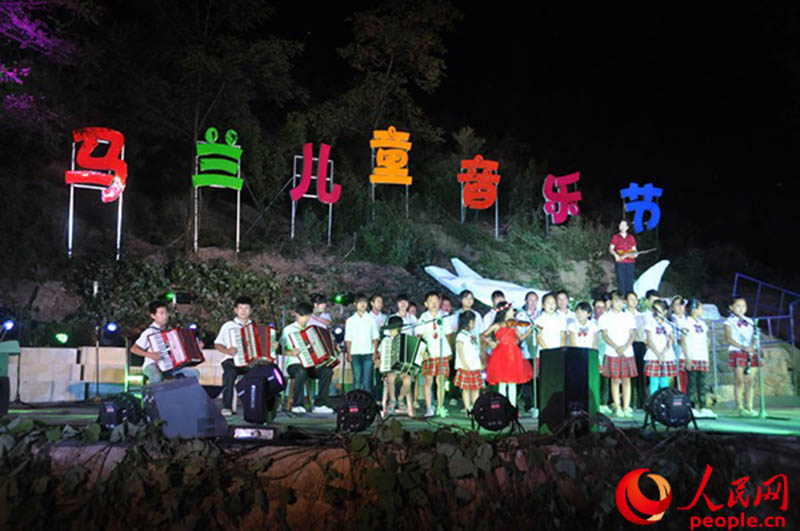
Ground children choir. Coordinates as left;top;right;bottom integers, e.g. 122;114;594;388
131;286;763;420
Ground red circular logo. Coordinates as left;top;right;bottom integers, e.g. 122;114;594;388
615;468;672;525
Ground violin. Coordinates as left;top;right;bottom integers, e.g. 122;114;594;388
505;319;541;329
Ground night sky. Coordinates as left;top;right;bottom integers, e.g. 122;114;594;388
280;5;800;275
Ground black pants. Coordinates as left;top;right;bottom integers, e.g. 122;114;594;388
615;261;635;295
686;370;707;408
521;359;536;409
221;359;250;409
287;364;332;407
632;342;647;408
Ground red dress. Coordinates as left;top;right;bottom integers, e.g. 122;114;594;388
486;327;533;384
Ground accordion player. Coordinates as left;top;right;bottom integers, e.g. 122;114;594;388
147;327;205;373
229;323;277;367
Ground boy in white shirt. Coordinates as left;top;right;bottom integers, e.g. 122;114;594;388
345;293;380;394
131;300;200;385
390;293;417;331
213;296;257;416
369;294;388;329
280;302;334;414
416;291;452;417
309;293;333;329
597;291;638;418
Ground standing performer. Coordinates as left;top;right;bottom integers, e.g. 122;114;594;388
516;291;540;412
213;296;256;416
390;293;418;329
644;300;676;397
609;220;637;295
416;291;452;417
482;302;534;409
534;293;566;350
593;297;612;415
567;302;599;349
724;297;761;416
345;294;380;394
131;301;201;385
454;312;484;415
369;294;388;329
625;291;649;410
598;291;638;418
681;299;715;418
309;293;333;329
555;290;576;330
280;302;335;414
669;296;689;392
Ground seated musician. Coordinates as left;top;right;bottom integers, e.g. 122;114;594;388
280;302;335;414
213;296;255;417
130;300;200;384
380;316;416;418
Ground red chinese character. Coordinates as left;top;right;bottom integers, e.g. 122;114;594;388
542;172;581;224
754;474;788;511
677;464;724;512
290;142;341;205
64;127;128;203
727;476;751;509
458;154;500;210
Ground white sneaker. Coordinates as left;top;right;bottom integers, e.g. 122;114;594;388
291;406;306;414
700;408;717;418
598;405;612;415
691;408;702;418
530;408;539;419
220;408;233;417
312;405;334;414
425;406;435;417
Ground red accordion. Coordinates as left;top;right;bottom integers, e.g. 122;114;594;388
147;328;205;373
287;325;338;369
229;323;277;367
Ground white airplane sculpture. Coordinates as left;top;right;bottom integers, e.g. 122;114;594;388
425;257;671;309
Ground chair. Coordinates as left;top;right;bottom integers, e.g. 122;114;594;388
124;337;146;396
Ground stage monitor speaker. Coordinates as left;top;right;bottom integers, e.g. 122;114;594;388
143;377;227;438
0;376;9;416
235;364;284;424
539;347;599;433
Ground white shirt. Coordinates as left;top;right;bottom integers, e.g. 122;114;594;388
567;320;599;349
308;311;332;329
644;318;673;361
279;322;303;368
516;309;539;360
555;309;576;331
627;308;649;342
683;317;709;362
370;311;388;329
724;314;754;352
482;309;499;332
390;312;418;335
214;318;252;363
345;312;380;355
597;310;636;357
416;310;452;358
453;308;482;339
534;312;564;350
134;321;165;370
455;330;481;370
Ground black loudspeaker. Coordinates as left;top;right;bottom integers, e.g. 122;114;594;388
539;347;600;433
143;377;228;438
0;376;9;416
235;363;285;424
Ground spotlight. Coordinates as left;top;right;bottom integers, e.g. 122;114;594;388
54;332;70;345
188;322;198;330
332;326;345;343
643;387;697;430
105;321;118;334
333;293;345;304
2;319;14;331
470;391;521;432
333;293;353;305
165;291;176;303
336;390;379;432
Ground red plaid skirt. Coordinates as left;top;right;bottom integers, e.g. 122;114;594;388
454;369;484;391
602;356;638;379
422;357;451;377
727;350;763;368
681;359;709;373
644;360;677;377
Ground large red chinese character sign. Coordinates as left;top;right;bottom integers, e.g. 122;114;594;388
542;171;582;225
369;125;412;218
64;127;127;260
290;142;339;245
458;154;501;238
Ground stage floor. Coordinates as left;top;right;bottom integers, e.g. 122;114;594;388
7;401;800;438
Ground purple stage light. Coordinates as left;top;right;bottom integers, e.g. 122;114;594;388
273;367;284;387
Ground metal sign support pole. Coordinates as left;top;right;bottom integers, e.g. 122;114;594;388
236;189;241;255
494;193;499;240
116;192;123;261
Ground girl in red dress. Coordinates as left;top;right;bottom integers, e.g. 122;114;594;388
481;302;534;408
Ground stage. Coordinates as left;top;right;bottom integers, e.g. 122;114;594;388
8;400;800;438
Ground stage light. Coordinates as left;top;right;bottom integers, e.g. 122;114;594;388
336;390;379;432
470;391;520;432
2;319;14;331
333;293;345;304
188;322;198;330
55;332;69;344
644;387;697;430
333;326;345;343
165;291;176;303
105;321;118;334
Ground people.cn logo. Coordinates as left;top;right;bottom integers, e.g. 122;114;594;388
616;468;673;525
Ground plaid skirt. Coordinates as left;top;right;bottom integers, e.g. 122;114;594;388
727;350;763;368
644;360;677;377
602;356;638;379
422;357;451;377
454;369;485;391
681;359;709;373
